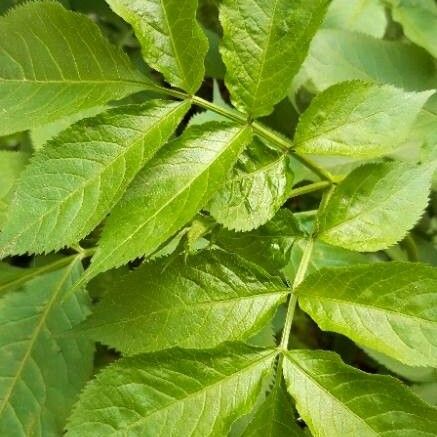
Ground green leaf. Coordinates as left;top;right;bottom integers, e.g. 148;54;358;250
242;381;303;436
0;100;190;257
0;256;75;297
87;122;253;277
78;250;288;354
215;208;304;274
220;0;329;117
30;105;108;151
0;258;93;436
364;348;437;383
0;151;27;228
106;0;208;93
284;239;378;280
209;138;294;231
297;263;437;367
66;344;277;436
283;349;437;436
318;162;434;251
391;0;437;58
295;81;434;158
0;2;151;135
303;29;436;92
323;0;387;38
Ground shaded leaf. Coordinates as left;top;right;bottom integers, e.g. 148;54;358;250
215;208;304;274
0;258;93;436
209;139;294;231
303;29;436;92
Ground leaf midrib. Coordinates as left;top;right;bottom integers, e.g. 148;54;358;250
0;102;187;255
0;259;78;417
300;293;436;327
284;354;378;436
116;350;277;434
85;289;288;331
90;125;251;273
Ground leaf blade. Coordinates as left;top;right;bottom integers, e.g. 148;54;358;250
0;258;93;436
0;100;190;256
283;349;437;437
0;1;151;135
295;81;434;158
107;0;208;93
220;0;329;117
66;344;277;436
87;122;253;277
79;251;288;354
318;162;434;251
297;263;437;366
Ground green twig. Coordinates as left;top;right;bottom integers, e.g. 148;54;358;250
289;181;331;199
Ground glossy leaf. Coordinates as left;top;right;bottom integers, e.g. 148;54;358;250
66;344;277;436
295;81;434;158
297;263;437;366
0;2;151;135
215;208;304;274
78;251;288;354
303;29;436;92
391;0;437;58
242;381;303;436
323;0;387;38
87;122;252;277
0;259;93;436
220;0;329;117
0;100;190;257
283;349;437;437
318;162;434;251
209;139;294;231
106;0;208;93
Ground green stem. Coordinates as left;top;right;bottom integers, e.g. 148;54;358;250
289;181;331;199
154;86;335;182
279;238;314;351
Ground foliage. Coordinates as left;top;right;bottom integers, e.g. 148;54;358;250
0;0;436;435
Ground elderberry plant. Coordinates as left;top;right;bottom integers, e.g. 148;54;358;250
0;0;437;435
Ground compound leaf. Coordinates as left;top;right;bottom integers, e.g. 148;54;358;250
209;139;294;231
283;349;437;437
0;100;190;257
318;162;434;251
66;344;277;436
106;0;208;93
79;250;288;354
295;81;434;158
0;258;93;436
87;122;252;277
297;263;437;367
220;0;329;117
0;2;151;135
